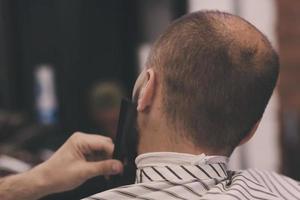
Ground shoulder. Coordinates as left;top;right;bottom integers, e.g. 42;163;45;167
82;183;145;200
233;169;300;199
240;168;299;185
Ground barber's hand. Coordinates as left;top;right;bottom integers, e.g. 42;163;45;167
32;132;123;195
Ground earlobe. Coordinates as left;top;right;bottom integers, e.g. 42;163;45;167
137;69;156;112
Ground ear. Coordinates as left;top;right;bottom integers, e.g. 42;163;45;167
239;120;260;146
137;69;156;112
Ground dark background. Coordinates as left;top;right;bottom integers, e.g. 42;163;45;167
0;0;186;135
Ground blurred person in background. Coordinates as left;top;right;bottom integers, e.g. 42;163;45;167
88;81;125;140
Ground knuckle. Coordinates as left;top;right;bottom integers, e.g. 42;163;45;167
69;132;84;147
72;132;83;140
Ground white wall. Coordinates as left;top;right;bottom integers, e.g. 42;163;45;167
189;0;235;13
188;0;280;171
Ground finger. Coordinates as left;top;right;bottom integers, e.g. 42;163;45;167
87;134;113;143
75;132;113;143
75;133;115;157
85;159;123;178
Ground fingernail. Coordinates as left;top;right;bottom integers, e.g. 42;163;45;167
111;163;121;174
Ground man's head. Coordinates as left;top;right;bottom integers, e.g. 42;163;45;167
133;11;279;156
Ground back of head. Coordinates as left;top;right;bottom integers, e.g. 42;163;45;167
146;11;279;155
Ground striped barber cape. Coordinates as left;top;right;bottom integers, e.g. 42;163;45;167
83;152;300;200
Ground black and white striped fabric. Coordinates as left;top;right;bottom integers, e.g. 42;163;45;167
83;152;300;200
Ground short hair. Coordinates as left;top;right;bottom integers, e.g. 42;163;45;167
146;11;279;155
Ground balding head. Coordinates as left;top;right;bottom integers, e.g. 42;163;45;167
145;11;279;155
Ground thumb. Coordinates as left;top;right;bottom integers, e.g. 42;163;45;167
85;159;123;178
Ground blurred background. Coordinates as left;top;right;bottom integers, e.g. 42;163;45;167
0;0;299;199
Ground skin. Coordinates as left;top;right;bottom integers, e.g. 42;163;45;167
0;132;123;200
132;68;258;155
133;68;212;155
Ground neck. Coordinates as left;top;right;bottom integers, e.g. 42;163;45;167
137;124;207;155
